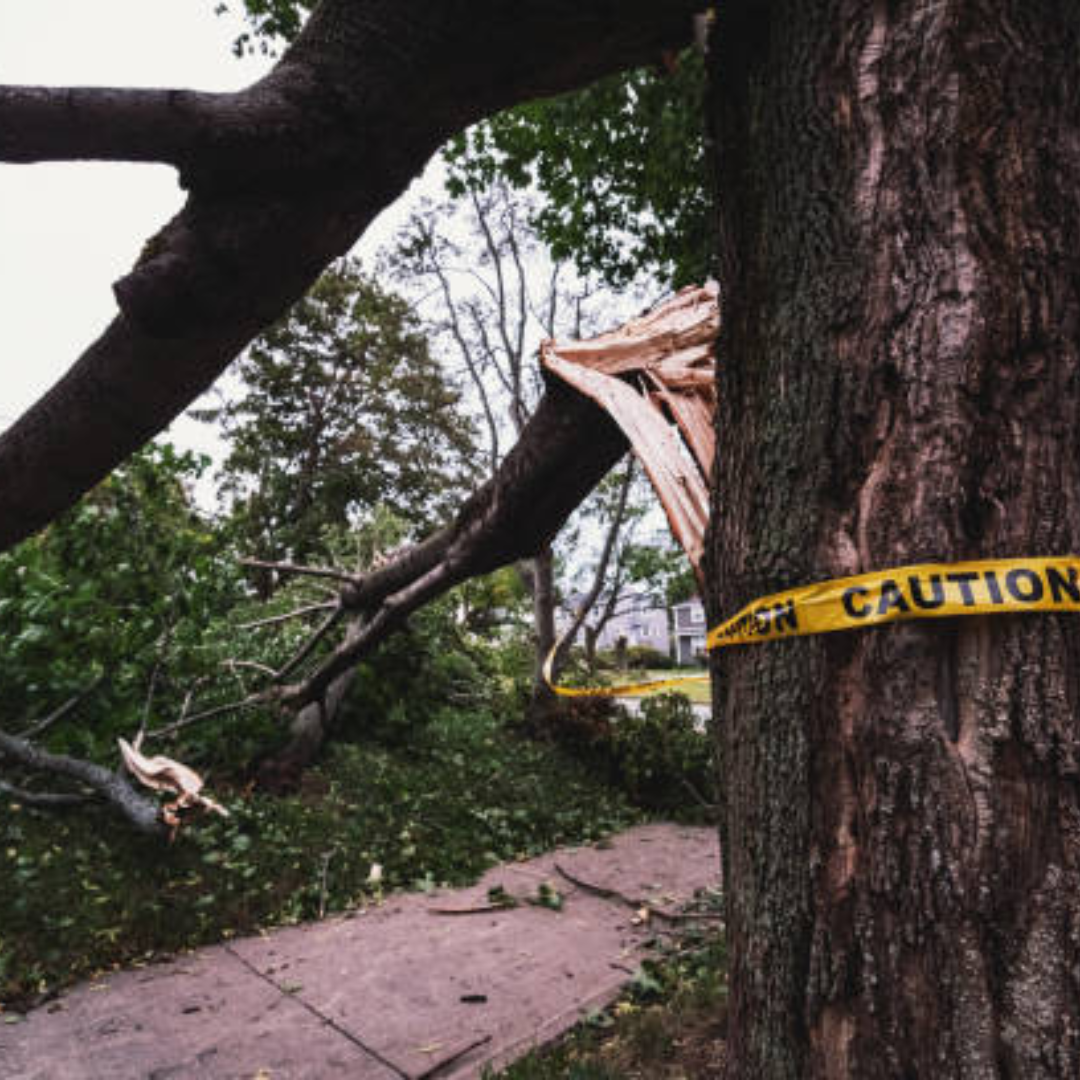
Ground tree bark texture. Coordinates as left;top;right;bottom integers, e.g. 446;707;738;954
706;1;1080;1077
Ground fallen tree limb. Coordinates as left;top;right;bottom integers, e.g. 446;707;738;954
0;780;88;808
0;729;163;835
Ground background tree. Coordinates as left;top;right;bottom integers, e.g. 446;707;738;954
197;259;474;578
391;183;646;718
444;52;708;291
553;460;692;674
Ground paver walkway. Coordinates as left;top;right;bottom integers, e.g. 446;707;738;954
1;823;719;1080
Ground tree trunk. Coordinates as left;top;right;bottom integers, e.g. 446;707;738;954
706;2;1080;1076
528;544;560;726
584;625;600;674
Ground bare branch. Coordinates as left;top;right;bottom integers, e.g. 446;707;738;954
278;383;630;707
146;696;262;744
225;659;278;679
237;601;338;631
20;676;104;740
274;606;346;683
0;780;88;808
240;557;360;585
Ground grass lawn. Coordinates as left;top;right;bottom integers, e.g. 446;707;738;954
622;670;712;707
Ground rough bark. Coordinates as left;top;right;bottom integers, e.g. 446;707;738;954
0;0;698;553
706;1;1080;1076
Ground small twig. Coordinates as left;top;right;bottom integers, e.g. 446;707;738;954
0;779;88;808
428;904;509;916
135;629;173;750
413;1034;492;1080
175;676;211;729
274;606;345;684
225;658;278;678
145;695;263;743
236;601;337;631
681;777;719;814
241;557;359;586
553;863;719;924
20;676;105;740
317;848;338;919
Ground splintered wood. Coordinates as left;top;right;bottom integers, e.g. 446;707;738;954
540;283;719;581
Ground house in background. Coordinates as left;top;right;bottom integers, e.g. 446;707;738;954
671;596;707;666
557;586;670;656
591;589;671;655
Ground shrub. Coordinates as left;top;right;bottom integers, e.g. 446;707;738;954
625;645;675;671
609;694;715;813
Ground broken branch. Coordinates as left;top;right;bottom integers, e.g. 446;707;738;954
0;729;163;834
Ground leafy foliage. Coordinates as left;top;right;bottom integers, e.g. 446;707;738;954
214;0;314;56
444;54;709;290
0;445;243;763
609;694;714;813
196;260;475;567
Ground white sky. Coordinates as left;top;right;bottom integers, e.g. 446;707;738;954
0;0;424;457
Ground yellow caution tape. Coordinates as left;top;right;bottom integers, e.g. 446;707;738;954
545;557;1080;698
542;629;709;699
707;556;1080;649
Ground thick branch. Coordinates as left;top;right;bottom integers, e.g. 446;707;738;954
0;780;87;808
0;86;228;165
0;0;697;553
0;729;163;835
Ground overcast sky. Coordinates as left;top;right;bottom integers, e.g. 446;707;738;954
0;0;428;457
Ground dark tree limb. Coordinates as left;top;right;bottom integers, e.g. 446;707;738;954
278;379;629;707
0;729;163;835
0;86;235;165
0;0;698;554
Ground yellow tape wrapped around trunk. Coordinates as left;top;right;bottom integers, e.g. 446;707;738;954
544;557;1080;698
706;556;1080;649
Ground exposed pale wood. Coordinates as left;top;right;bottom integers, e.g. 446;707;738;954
540;283;719;579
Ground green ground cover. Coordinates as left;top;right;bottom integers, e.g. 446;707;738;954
0;709;642;1011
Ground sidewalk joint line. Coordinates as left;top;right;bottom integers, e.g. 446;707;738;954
224;943;410;1079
